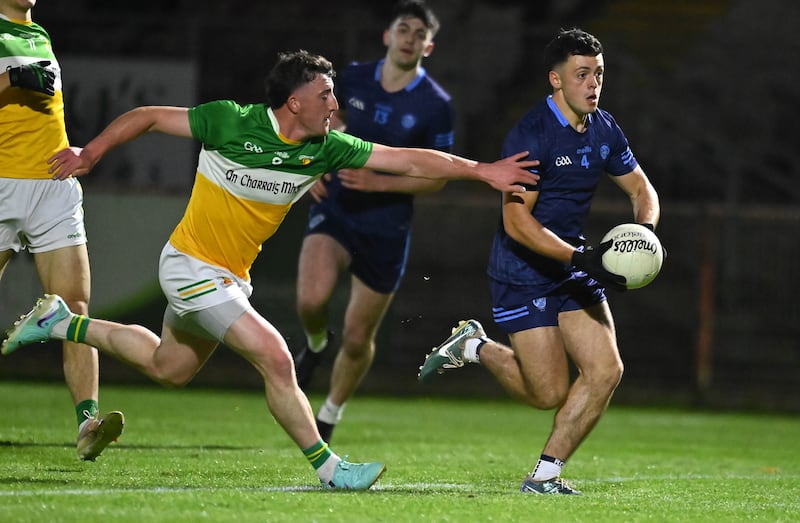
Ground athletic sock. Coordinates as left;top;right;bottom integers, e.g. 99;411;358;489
463;337;489;363
76;399;99;426
52;315;90;343
303;440;341;484
49;313;75;340
305;330;329;353
317;397;345;425
531;454;565;481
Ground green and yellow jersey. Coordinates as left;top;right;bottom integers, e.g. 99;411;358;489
0;14;67;179
180;100;373;278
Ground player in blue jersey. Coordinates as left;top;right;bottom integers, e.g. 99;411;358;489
4;49;537;490
418;28;661;495
293;0;452;442
0;0;123;461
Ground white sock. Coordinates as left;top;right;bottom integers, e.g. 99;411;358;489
316;452;342;484
306;330;329;353
463;337;489;364
50;315;74;340
317;397;345;425
531;455;564;481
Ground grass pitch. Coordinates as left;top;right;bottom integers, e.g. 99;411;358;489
0;381;798;522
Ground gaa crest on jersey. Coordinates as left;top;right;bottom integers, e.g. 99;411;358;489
401;114;417;129
600;144;610;160
532;297;546;311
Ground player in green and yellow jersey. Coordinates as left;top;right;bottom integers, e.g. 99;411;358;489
0;0;123;461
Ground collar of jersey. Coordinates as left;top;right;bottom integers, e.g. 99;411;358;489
267;107;304;145
0;13;32;25
374;59;427;91
546;95;593;128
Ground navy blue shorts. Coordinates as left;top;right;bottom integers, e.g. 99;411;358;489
306;207;410;294
489;276;607;334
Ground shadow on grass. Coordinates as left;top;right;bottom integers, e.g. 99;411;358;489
0;440;259;451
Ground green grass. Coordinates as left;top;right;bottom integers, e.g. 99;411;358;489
0;382;798;522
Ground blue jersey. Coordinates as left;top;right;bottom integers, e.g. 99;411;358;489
488;96;638;291
317;60;454;236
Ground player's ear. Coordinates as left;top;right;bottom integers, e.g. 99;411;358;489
382;29;391;47
549;70;561;89
287;96;300;114
423;40;435;58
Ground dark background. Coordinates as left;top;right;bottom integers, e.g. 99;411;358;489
3;0;799;413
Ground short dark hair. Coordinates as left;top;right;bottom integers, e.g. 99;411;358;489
264;50;336;109
391;0;440;36
543;28;603;72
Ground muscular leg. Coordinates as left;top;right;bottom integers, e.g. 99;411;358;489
480;327;571;408
479;302;623;462
74;307;319;446
223;310;320;448
327;276;393;405
540;303;623;461
79;314;217;388
34;246;98;407
296;234;350;339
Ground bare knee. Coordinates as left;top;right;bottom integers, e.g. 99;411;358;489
340;323;376;357
604;360;624;392
586;359;624;398
525;382;569;410
150;368;193;389
251;343;296;389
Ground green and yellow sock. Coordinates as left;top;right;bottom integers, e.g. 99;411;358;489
303;440;332;470
76;399;99;426
65;315;91;344
303;440;340;484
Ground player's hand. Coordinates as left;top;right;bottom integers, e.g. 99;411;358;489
639;223;667;259
308;172;331;202
337;168;384;192
7;60;55;96
571;240;627;292
47;147;95;179
479;151;539;193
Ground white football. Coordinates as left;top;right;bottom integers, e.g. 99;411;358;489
600;223;664;290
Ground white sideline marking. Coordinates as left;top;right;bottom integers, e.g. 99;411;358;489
0;483;463;497
0;475;796;497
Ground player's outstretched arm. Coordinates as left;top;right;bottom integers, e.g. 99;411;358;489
365;144;539;193
48;106;192;180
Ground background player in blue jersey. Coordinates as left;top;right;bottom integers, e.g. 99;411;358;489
293;0;452;442
0;0;123;461
418;28;661;495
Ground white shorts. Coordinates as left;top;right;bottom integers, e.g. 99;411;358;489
0;177;86;253
158;242;254;317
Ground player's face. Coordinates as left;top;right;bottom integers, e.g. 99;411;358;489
290;73;339;138
553;54;604;117
383;16;434;70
